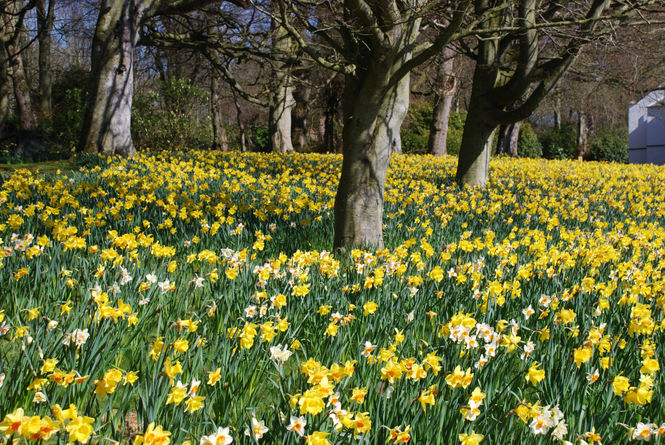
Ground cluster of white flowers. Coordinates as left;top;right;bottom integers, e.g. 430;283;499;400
62;328;90;347
200;426;233;445
269;344;292;365
630;422;665;442
529;405;568;441
244;416;268;440
286;415;306;437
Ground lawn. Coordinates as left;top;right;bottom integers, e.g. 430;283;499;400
1;151;664;444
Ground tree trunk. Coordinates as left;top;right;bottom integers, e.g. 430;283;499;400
81;0;154;155
37;0;55;119
210;72;229;151
497;121;520;157
0;47;10;138
554;97;562;129
292;85;309;152
576;111;589;159
269;17;294;154
334;65;413;248
390;75;409;155
270;74;294;153
456;58;499;187
7;32;37;131
232;90;246;152
429;47;457;156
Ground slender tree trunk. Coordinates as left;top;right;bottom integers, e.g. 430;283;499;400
576;111;589;159
232;90;246;152
81;0;155;155
292;85;309;152
554;97;562;129
428;47;457;156
497;121;520;156
37;0;55;119
210;72;229;151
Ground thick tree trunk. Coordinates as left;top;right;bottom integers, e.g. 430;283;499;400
210;73;229;151
497;121;520;157
429;47;457;156
334;67;412;248
0;48;10;138
7;35;37;131
332;9;421;248
37;0;55;119
81;0;154;155
292;86;309;152
270;74;294;153
269;18;294;154
390;75;409;155
456;82;497;187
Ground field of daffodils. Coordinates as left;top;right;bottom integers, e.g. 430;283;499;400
1;151;664;444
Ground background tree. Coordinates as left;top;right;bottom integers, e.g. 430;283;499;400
1;0;38;132
271;0;475;248
36;0;56;119
80;0;247;156
456;0;660;187
428;46;458;156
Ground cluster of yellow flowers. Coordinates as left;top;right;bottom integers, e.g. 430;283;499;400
2;152;665;443
1;405;94;443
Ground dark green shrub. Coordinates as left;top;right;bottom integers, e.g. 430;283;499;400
74;152;108;168
132;78;212;151
446;111;466;156
51;88;86;152
540;123;577;160
251;126;270;152
401;100;432;154
518;122;542;158
588;127;628;163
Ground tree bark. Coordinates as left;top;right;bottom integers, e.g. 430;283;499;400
6;16;37;131
232;90;246;152
390;74;409;155
429;47;457;156
497;121;520;157
554;97;562;129
334;17;420;248
80;0;234;154
576;111;590;159
210;72;229;151
456;99;496;187
456;0;601;186
0;46;10;138
37;0;55;119
81;0;155;155
269;17;294;153
292;85;309;152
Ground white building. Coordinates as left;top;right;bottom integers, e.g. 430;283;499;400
629;89;665;165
